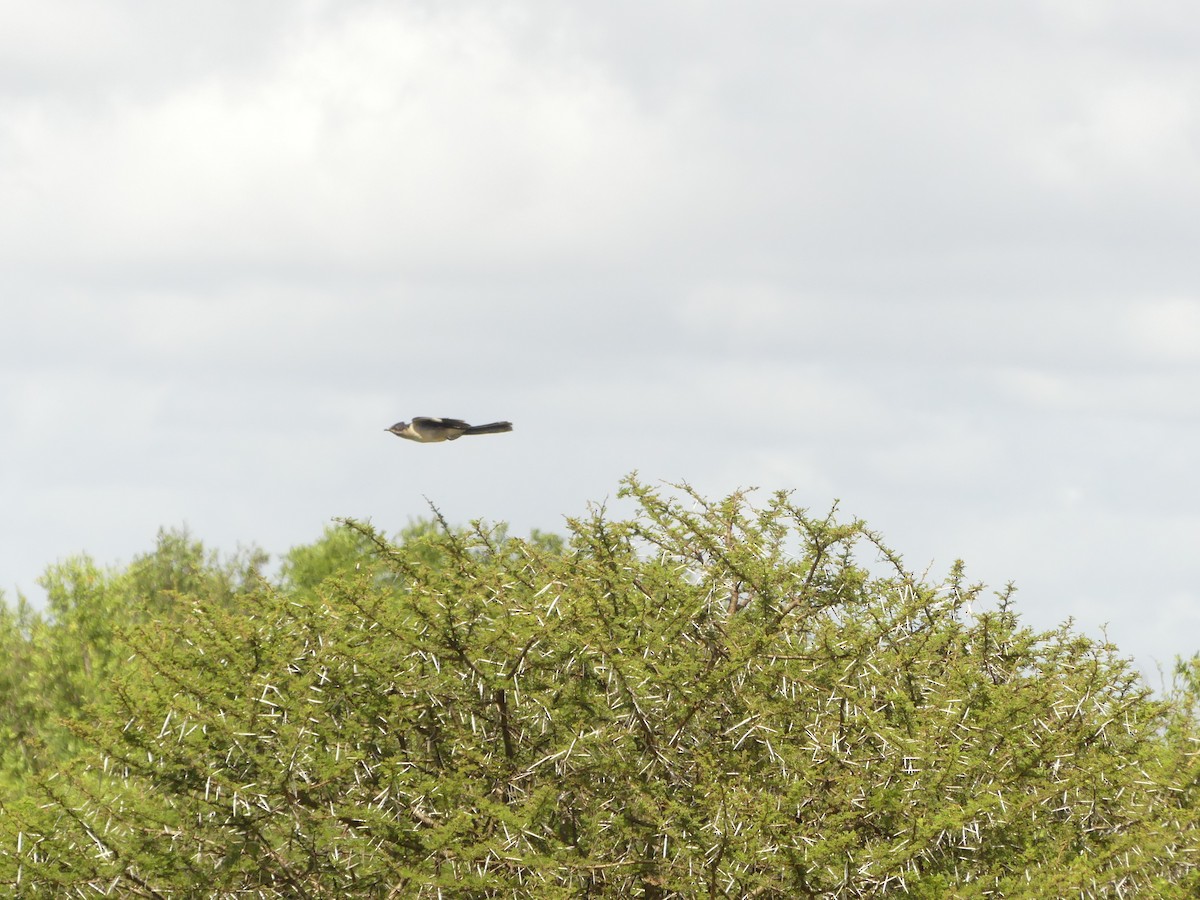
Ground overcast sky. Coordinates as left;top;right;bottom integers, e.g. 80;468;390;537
2;1;1198;678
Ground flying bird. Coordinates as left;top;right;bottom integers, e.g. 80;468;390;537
385;417;513;443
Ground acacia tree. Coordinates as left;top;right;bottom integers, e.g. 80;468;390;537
0;529;266;794
1;478;1197;897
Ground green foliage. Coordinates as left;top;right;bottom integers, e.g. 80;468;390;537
0;529;266;793
124;527;267;616
278;522;379;593
0;593;46;786
1;479;1198;897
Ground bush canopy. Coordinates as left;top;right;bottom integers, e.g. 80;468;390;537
1;476;1197;897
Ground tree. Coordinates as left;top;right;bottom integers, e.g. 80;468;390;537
0;529;266;794
0;591;46;790
277;522;380;594
1;478;1197;897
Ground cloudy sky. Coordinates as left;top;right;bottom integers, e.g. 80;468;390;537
2;1;1198;677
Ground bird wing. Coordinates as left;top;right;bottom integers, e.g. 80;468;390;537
412;417;471;430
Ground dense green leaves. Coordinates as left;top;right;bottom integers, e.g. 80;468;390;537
0;479;1198;896
0;529;266;793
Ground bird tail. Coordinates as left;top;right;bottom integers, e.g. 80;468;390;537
463;421;513;435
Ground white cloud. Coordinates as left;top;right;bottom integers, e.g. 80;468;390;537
1128;298;1200;362
5;0;1200;298
0;4;692;277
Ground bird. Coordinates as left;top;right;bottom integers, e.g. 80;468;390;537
385;417;513;443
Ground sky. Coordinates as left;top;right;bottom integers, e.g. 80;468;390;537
2;0;1198;679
